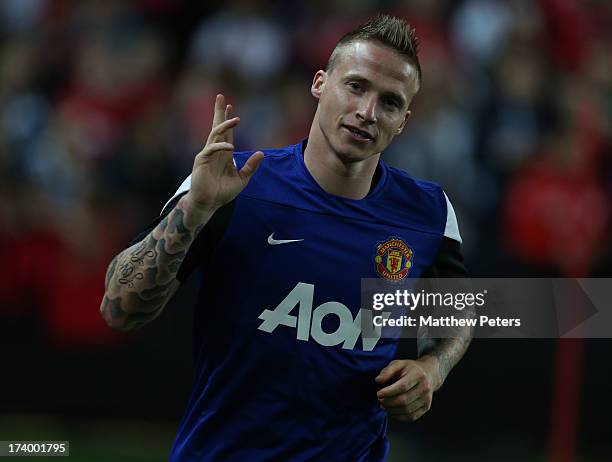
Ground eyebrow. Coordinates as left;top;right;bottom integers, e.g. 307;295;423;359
343;74;407;108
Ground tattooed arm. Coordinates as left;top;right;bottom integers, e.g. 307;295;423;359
416;238;474;388
100;195;213;332
376;238;472;422
375;327;473;422
375;320;473;422
416;328;473;388
100;94;263;332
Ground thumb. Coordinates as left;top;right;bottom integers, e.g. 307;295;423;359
375;360;404;384
239;151;264;182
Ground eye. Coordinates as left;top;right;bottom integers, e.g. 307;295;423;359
347;81;363;92
383;97;400;109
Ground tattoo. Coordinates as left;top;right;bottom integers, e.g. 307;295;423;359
107;296;125;318
105;256;119;288
419;337;471;384
130;239;157;266
100;293;168;332
123;308;165;330
100;202;204;331
116;237;158;288
417;294;474;385
168;259;182;273
163;208;199;254
100;295;127;329
118;262;143;287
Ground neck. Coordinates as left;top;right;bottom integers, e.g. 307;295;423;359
303;119;380;200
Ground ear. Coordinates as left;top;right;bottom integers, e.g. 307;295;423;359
311;70;327;99
395;110;412;135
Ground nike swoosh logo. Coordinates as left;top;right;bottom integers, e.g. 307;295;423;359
267;233;304;245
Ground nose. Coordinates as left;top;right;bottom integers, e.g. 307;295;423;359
356;94;377;124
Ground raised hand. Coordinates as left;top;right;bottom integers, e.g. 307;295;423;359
184;94;264;215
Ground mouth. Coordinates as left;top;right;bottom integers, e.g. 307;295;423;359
341;125;375;143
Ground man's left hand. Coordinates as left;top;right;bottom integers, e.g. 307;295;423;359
375;356;443;422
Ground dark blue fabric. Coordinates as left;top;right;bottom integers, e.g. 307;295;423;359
169;141;448;461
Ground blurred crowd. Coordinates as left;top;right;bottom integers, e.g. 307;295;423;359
0;0;611;349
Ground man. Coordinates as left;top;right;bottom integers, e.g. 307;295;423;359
100;14;471;461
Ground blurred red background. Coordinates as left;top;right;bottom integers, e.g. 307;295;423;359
0;0;610;460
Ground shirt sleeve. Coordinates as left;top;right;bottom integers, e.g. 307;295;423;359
443;191;462;244
422;236;468;278
423;191;467;278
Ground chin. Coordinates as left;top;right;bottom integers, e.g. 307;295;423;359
333;141;378;164
335;150;368;163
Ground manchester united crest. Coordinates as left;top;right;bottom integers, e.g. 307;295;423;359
374;237;414;281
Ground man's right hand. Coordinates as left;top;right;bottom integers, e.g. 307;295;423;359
101;94;263;331
183;94;264;216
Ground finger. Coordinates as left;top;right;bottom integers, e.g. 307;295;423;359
380;379;429;405
388;404;429;422
212;94;225;129
379;393;422;410
406;397;428;414
199;142;235;158
208;117;240;143
381;396;425;413
225;104;234;144
375;360;404;384
408;405;429;421
238;151;264;182
377;375;420;399
385;406;411;416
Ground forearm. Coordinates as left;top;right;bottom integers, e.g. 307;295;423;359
100;194;213;331
416;274;474;388
417;296;474;387
417;333;472;389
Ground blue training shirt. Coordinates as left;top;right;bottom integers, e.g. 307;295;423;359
136;139;463;461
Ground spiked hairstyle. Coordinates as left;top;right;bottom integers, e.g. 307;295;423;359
326;14;422;90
